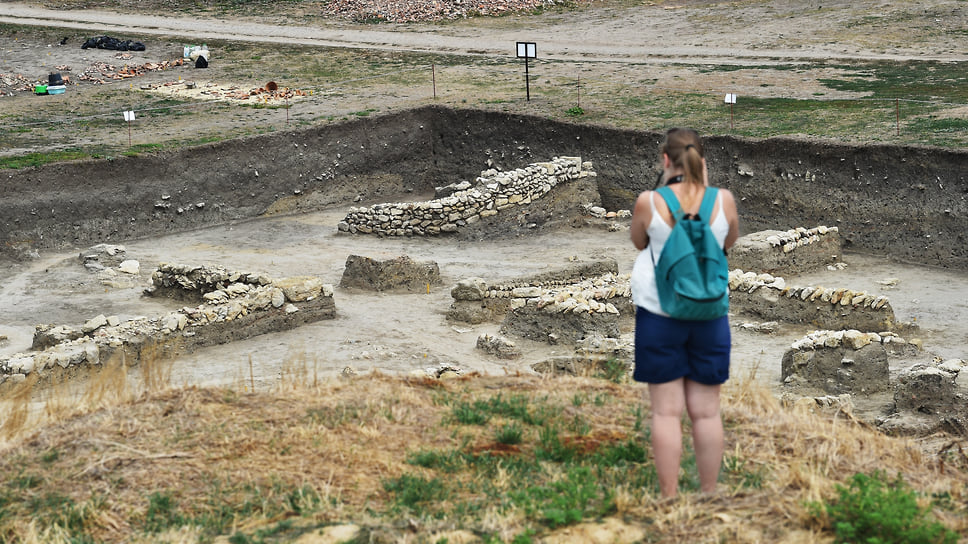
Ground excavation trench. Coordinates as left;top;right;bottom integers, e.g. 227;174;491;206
1;106;966;429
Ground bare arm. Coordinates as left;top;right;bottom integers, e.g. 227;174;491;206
630;191;653;251
720;189;740;250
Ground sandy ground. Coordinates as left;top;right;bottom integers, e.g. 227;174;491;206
1;0;966;406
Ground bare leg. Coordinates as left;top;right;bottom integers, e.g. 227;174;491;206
648;379;686;498
684;379;724;494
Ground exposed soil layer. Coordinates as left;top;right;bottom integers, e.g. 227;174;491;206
3;106;966;269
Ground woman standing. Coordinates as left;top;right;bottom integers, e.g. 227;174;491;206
629;128;740;499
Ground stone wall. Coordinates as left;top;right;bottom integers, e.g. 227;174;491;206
337;157;593;235
0;264;335;393
448;259;627;321
447;248;897;337
728;269;896;332
729;226;841;276
498;272;630;344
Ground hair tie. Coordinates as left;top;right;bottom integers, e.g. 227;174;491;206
685;144;696;150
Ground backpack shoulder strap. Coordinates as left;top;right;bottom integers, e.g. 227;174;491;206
697;187;720;222
655;186;684;221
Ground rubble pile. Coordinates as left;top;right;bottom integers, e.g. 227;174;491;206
339;157;593;235
143;80;309;102
888;358;968;434
146;262;274;300
0;73;36;94
531;334;634;376
320;0;562;22
77;58;186;84
0;264;335;391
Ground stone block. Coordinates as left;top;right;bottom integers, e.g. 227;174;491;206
781;342;889;395
340;254;441;293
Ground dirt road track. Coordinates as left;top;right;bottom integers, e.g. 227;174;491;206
2;2;966;65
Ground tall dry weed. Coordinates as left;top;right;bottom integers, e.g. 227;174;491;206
0;374;36;441
278;346;319;391
139;341;173;395
81;351;133;410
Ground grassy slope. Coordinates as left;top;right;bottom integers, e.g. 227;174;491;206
0;356;966;543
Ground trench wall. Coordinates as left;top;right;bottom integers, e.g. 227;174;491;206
2;106;965;268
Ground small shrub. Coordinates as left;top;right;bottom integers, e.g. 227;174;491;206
565;106;585;117
593;438;647;467
536;425;576;463
596;358;628;383
40;448;59;464
496;423;523;445
450;401;490;425
723;456;767;489
286;485;323;515
810;470;958;544
509;466;611;529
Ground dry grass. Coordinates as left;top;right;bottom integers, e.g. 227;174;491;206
0;356;966;543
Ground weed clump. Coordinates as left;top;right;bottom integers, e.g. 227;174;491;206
810;470;959;544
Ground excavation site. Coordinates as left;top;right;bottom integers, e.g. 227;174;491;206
1;105;967;436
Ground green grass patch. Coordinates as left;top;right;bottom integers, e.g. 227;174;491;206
819;61;968;101
0;150;89;169
384;391;658;531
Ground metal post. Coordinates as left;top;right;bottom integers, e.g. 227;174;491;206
432;63;437;99
525;57;530;101
896;98;900;136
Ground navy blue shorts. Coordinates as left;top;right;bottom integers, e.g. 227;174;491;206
633;306;731;385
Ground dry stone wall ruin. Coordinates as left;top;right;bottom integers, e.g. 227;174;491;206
337;157;592;236
0;263;335;393
448;225;898;342
728;226;842;276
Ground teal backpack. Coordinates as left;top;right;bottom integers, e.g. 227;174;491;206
651;186;730;320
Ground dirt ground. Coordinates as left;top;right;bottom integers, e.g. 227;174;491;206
1;0;967;417
3;0;968;157
2;184;966;420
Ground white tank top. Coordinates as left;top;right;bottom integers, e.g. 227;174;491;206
630;189;730;316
